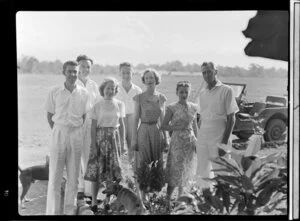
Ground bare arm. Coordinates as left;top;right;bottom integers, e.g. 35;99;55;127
221;112;236;144
119;117;126;149
47;112;54;129
159;102;169;139
160;107;173;131
131;100;140;150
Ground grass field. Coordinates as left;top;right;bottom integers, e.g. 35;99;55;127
17;73;288;215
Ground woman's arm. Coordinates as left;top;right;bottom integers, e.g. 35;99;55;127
159;102;169;137
131;100;140;151
119;117;126;149
160;107;173;131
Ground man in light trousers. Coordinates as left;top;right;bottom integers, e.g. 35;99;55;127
115;62;142;166
45;60;89;215
75;55;100;200
196;62;239;190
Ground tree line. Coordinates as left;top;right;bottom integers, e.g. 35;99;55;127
17;55;287;78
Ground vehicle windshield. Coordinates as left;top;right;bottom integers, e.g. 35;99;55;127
229;85;245;98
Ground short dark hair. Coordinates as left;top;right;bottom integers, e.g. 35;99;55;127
176;80;191;92
201;62;216;72
76;55;93;65
99;77;119;97
119;62;132;69
63;60;78;74
141;68;161;85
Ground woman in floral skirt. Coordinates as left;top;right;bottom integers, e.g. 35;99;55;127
161;81;198;209
84;77;125;213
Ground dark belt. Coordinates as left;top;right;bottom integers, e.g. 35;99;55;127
141;121;158;125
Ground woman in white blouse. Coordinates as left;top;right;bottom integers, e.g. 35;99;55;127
84;77;125;213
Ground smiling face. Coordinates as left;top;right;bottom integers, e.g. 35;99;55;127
177;86;190;102
120;66;132;82
78;59;92;79
63;65;78;85
103;81;116;99
144;71;156;88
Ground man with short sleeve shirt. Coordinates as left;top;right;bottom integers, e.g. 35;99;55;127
45;60;89;215
196;62;239;190
75;55;101;200
115;62;142;166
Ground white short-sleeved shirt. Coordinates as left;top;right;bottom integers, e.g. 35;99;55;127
90;98;125;127
45;84;89;127
115;83;142;115
197;80;239;123
76;77;101;114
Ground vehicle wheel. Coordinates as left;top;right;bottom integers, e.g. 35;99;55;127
236;131;253;140
264;119;287;141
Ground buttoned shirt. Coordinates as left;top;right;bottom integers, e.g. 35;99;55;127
45;84;89;127
76;77;101;114
115;83;142;115
197;80;239;123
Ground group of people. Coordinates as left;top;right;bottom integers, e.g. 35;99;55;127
44;55;239;215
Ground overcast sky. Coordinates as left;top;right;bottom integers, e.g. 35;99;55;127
16;11;287;69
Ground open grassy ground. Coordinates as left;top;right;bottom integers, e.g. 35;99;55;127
17;73;288;215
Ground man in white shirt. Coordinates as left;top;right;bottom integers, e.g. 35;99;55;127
196;62;239;190
75;55;100;200
45;60;89;215
115;62;142;166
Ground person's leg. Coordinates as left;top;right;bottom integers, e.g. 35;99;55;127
81;118;92;197
208;126;228;178
196;140;211;190
166;184;175;212
78;120;88;196
46;126;67;215
91;182;99;212
64;128;82;215
126;114;135;167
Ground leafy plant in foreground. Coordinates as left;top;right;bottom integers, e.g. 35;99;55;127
198;148;287;215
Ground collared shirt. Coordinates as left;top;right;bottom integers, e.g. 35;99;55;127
45;84;89;127
115;83;142;115
197;80;239;123
91;98;125;127
76;77;101;114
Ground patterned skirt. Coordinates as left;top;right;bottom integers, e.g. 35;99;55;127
165;130;197;187
84;127;122;184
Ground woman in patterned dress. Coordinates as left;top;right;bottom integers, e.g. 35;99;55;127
131;68;169;210
161;81;198;208
84;77;125;213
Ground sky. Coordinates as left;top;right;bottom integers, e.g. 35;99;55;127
16;11;288;69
